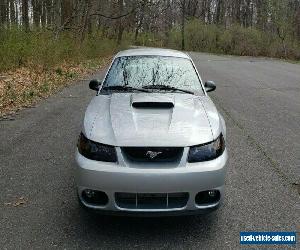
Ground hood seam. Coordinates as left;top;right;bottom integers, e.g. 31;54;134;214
89;112;99;138
199;97;214;139
108;95;117;144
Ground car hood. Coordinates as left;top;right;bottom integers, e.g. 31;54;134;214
83;93;221;147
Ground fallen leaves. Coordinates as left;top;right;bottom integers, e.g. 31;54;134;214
0;56;111;117
4;196;27;207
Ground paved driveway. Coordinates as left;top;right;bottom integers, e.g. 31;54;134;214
1;52;299;249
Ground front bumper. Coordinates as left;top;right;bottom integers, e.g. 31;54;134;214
75;148;228;215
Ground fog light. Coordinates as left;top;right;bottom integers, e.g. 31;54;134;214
195;190;220;205
208;190;217;197
84;189;95;198
82;189;109;206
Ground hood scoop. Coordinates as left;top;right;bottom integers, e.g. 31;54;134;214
131;94;175;109
132;102;174;109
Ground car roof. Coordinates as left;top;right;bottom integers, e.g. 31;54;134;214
115;47;190;59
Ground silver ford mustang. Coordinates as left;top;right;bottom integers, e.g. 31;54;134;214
76;48;228;216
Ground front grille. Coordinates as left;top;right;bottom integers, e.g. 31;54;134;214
121;147;183;162
115;192;189;209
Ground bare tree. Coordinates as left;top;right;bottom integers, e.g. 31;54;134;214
22;0;29;30
0;0;299;59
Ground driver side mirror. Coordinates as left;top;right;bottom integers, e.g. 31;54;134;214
204;81;216;92
89;79;101;91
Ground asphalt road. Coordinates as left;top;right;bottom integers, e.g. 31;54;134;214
1;52;299;249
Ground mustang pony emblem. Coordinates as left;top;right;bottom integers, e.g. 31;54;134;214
146;150;162;159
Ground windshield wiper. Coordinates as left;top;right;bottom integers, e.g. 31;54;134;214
142;85;194;94
102;85;150;93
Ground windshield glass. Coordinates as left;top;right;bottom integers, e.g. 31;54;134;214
102;56;203;94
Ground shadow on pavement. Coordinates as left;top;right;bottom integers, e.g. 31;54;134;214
64;204;220;248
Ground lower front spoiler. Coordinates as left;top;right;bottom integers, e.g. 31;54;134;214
78;197;221;217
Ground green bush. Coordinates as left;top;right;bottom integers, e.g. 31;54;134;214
185;20;219;53
0;27;118;72
218;25;266;56
166;27;181;50
1;23;299;73
137;19;300;60
81;31;118;59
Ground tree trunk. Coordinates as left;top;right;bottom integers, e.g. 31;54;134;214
41;0;47;27
61;0;73;27
134;0;146;42
200;0;206;22
234;0;242;25
54;0;62;38
215;0;223;24
295;4;300;40
80;0;92;43
45;0;53;27
9;0;16;25
181;0;186;50
0;0;8;25
22;0;29;30
117;0;124;45
257;0;270;30
32;0;41;27
207;0;211;23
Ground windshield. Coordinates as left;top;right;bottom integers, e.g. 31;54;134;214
102;56;203;94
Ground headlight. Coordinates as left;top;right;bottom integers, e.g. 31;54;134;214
187;134;225;163
77;132;117;162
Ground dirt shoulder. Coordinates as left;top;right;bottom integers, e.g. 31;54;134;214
0;57;111;118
